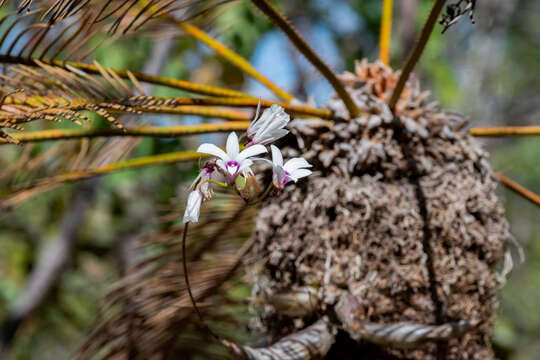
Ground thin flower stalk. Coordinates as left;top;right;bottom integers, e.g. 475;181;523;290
388;0;447;111
250;0;360;118
380;0;393;65
0;122;251;144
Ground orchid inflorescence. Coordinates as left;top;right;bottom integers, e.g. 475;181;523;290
183;104;312;223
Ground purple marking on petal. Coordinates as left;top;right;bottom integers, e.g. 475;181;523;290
281;171;292;186
227;161;239;168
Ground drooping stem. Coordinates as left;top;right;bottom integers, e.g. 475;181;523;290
250;0;360;118
380;0;393;65
494;171;540;207
181;222;219;340
388;0;446;111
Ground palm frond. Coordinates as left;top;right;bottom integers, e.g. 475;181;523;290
0;60;141;142
0;10;99;63
0;149;201;208
77;195;255;359
0;121;250;144
5;0;235;35
0;10;251;98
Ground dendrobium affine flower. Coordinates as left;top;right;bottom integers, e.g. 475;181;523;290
197;132;267;184
269;145;312;189
246;104;290;145
183;190;203;223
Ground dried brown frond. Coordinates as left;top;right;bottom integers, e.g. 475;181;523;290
0;10;101;63
0;59;159;138
4;0;235;35
76;194;256;359
0;116;142;209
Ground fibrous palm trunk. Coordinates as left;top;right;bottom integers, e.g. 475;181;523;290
249;60;512;360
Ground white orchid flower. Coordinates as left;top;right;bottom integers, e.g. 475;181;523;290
197;132;267;183
246;104;290;145
269;145;312;189
183;190;203;223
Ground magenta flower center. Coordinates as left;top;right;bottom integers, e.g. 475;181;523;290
226;160;239;173
281;170;291;185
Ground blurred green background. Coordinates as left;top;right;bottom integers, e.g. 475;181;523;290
0;0;539;358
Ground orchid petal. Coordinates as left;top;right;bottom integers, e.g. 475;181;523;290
256;129;289;145
247;105;290;145
291;169;312;180
270;145;284;167
239;159;254;175
183;190;203;223
284;157;312;172
216;159;227;173
237;144;267;162
226;161;239;175
197;143;229;161
226;132;240;158
272;165;289;188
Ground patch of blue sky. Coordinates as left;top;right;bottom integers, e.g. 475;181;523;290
314;0;363;36
246;23;344;106
245;30;298;101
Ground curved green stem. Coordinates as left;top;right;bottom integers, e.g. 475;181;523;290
197;179;228;189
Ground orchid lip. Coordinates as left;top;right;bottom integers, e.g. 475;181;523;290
226;160;239;175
